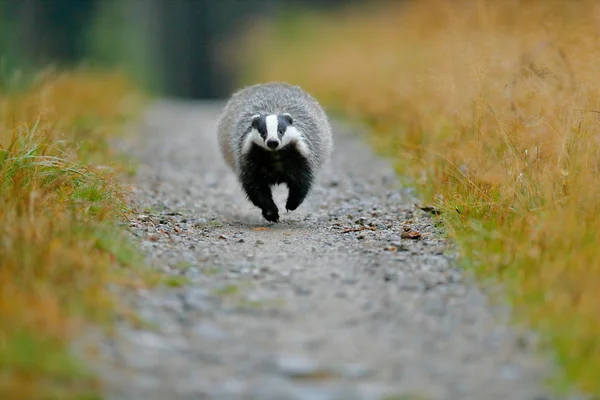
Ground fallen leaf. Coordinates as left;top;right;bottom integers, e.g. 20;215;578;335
252;227;270;231
401;230;421;239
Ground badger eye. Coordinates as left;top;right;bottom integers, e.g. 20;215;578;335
278;127;285;134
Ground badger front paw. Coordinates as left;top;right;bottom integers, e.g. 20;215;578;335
285;196;301;212
262;206;280;223
286;180;310;212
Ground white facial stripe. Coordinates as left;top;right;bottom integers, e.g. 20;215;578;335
242;128;268;154
265;115;279;142
280;126;302;146
281;126;311;158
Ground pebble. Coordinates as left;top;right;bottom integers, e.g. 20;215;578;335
180;288;212;312
341;277;358;285
383;270;397;282
500;364;521;381
272;356;330;379
294;286;312;296
229;262;251;273
193;322;227;340
338;363;375;379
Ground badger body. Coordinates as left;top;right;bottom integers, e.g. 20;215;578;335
217;82;333;222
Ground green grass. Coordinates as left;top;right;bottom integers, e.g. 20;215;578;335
162;276;192;288
0;69;144;398
214;284;240;297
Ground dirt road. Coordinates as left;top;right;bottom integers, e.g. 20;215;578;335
90;100;574;400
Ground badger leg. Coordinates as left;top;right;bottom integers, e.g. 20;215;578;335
285;173;313;212
240;175;279;223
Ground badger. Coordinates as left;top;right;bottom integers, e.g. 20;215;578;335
217;82;333;223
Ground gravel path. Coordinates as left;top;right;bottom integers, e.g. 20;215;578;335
93;99;571;400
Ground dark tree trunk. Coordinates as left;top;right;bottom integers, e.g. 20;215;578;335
155;0;285;99
3;0;97;66
155;0;209;99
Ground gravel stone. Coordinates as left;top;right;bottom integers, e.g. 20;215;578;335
272;356;329;379
81;101;587;400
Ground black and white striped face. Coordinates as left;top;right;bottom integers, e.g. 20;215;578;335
242;113;310;157
252;113;292;151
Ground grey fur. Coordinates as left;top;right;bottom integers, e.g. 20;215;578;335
217;82;333;175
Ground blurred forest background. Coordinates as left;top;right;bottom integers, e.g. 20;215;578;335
0;0;361;98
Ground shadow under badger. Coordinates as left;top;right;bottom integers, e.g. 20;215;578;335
217;82;333;222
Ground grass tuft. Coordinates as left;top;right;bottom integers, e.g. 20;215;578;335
0;69;142;398
241;0;600;396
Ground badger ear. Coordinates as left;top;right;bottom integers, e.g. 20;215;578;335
251;114;261;130
282;113;293;125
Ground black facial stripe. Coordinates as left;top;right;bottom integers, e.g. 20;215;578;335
253;115;268;139
277;115;290;138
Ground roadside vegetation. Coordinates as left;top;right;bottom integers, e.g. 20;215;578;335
0;68;143;399
240;0;600;396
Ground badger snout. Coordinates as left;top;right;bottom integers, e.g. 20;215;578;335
266;139;280;150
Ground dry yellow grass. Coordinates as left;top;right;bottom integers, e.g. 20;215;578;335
240;0;600;395
0;70;142;399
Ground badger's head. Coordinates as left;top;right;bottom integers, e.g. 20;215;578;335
242;113;310;158
250;113;293;151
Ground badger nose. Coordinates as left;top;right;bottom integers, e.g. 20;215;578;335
266;139;279;149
